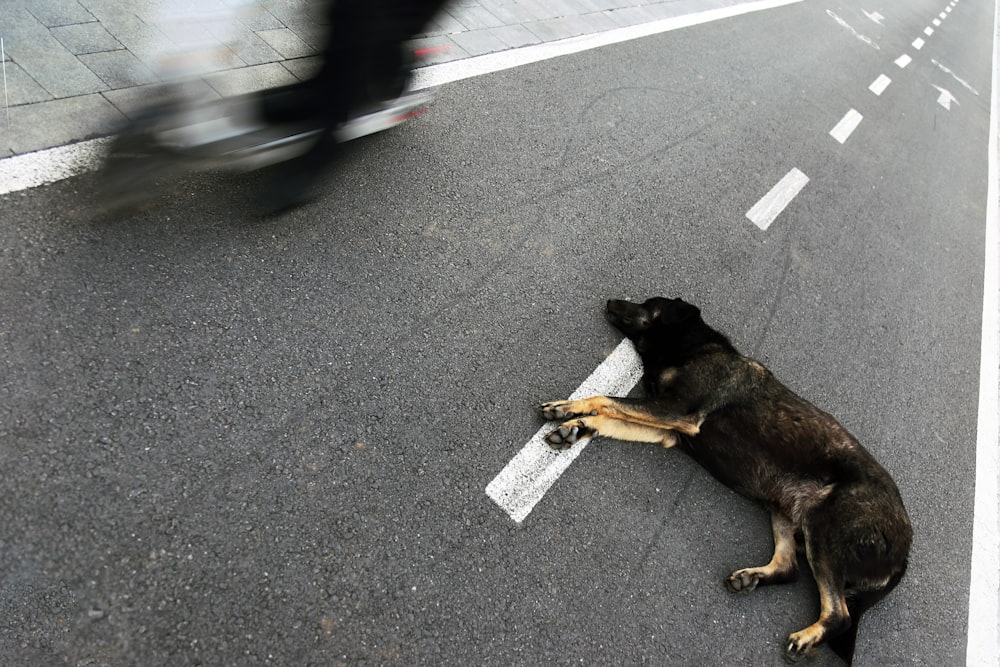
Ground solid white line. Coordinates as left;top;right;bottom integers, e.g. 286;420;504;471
896;53;913;68
414;0;804;89
0;138;111;196
745;168;809;230
0;0;806;197
913;37;926;49
486;339;643;523
830;108;863;144
870;74;892;95
966;0;1000;660
932;59;981;96
2;38;9;141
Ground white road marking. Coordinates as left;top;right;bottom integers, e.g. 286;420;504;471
933;18;942;26
826;10;880;49
0;139;111;196
863;10;885;25
966;0;1000;657
486;339;643;523
925;26;935;36
830;108;863;143
0;0;805;197
932;85;959;110
745;168;809;231
2;38;9;140
939;11;948;19
932;59;980;96
913;37;926;49
896;53;913;68
416;0;804;89
869;74;892;95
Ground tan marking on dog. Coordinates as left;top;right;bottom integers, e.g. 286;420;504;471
544;396;702;436
658;367;679;386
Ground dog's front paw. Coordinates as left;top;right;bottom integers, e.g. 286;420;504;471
541;400;595;421
545;420;597;450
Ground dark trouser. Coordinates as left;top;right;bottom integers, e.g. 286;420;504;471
263;0;448;126
259;0;448;212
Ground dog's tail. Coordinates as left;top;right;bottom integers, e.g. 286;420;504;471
828;564;908;665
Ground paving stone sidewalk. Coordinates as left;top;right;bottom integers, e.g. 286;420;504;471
0;0;747;158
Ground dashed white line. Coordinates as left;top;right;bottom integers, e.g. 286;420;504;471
939;11;948;19
913;37;926;50
830;108;863;144
925;26;935;36
933;18;942;26
745;168;809;231
896;54;913;68
485;339;643;523
869;74;892;95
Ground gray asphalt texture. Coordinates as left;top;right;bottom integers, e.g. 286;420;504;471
1;0;994;664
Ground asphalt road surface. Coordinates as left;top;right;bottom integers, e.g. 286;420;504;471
1;0;996;664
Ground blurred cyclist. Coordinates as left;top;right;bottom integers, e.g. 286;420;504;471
259;0;450;213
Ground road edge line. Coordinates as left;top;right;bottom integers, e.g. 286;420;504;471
966;0;1000;661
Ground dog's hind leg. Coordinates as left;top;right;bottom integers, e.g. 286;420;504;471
726;511;799;593
785;529;851;662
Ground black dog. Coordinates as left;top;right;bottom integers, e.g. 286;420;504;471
541;297;911;664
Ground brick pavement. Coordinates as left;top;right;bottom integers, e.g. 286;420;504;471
0;0;747;158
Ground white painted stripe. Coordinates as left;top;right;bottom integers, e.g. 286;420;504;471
933;18;941;26
933;58;981;96
486;339;643;523
896;53;913;68
829;108;863;143
913;37;926;49
745;168;809;231
925;26;935;35
0;0;805;197
966;0;1000;660
939;11;947;19
869;74;892;95
0;138;111;196
414;0;804;89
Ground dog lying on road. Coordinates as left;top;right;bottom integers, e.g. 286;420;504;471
541;297;912;664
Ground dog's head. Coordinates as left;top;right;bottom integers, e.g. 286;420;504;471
606;297;702;339
606;297;728;365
